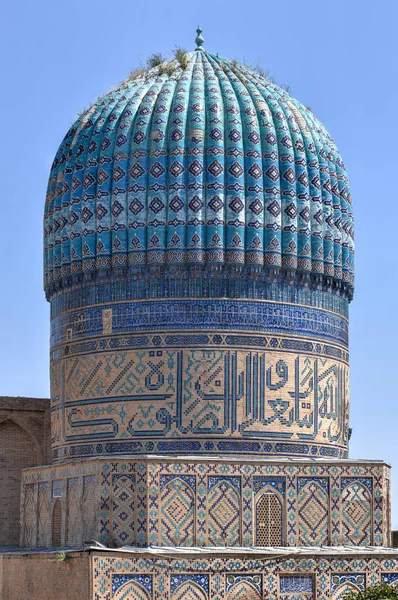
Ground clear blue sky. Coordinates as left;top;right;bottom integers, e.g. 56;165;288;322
2;0;398;527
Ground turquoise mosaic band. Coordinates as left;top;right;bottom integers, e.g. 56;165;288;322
49;276;350;318
50;298;348;348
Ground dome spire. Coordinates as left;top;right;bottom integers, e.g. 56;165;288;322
195;26;204;50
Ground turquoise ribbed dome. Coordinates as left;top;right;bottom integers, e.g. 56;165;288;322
44;48;354;301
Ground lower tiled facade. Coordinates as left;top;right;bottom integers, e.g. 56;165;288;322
3;548;398;600
20;457;391;549
91;550;398;600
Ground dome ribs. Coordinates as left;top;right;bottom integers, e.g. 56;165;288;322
44;51;354;301
109;80;154;270
207;55;246;267
80;83;140;276
128;77;168;266
165;56;196;264
47;97;110;287
217;56;265;268
201;53;226;266
185;51;206;265
146;73;179;265
232;65;284;270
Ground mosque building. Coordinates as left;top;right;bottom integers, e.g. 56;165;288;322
1;28;398;600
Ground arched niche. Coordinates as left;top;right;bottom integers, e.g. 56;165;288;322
66;478;81;547
0;418;40;545
297;480;329;546
37;484;51;547
171;581;208;600
332;583;361;600
160;477;195;546
227;580;262;600
341;481;372;545
113;581;151;600
52;498;63;547
255;487;284;546
208;480;241;546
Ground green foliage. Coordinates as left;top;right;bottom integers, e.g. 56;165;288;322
146;52;165;69
343;583;398;600
174;46;189;69
157;61;169;75
167;64;177;76
55;551;67;564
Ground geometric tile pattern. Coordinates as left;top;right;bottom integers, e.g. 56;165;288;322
331;583;361;600
297;479;329;546
170;574;209;598
226;581;261;599
82;475;96;541
22;483;35;547
111;474;135;545
226;575;262;595
52;498;62;546
208;477;241;546
37;482;51;547
341;481;372;545
113;581;151;600
331;574;366;593
112;574;152;596
160;477;195;546
92;553;398;600
226;575;262;599
66;477;80;546
170;582;207;600
44;51;354;299
20;458;391;549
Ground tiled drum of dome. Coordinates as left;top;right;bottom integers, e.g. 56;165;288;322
49;309;350;461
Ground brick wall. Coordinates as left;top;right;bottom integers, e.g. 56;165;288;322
0;397;51;546
0;552;90;600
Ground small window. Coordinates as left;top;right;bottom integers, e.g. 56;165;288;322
66;328;72;341
256;492;283;546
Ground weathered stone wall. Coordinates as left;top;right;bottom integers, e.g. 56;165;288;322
0;396;51;545
0;551;90;600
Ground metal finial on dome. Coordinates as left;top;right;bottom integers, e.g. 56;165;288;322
195;26;204;50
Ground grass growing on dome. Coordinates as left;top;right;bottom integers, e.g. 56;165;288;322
146;52;166;68
129;67;146;81
173;46;189;69
122;48;293;98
